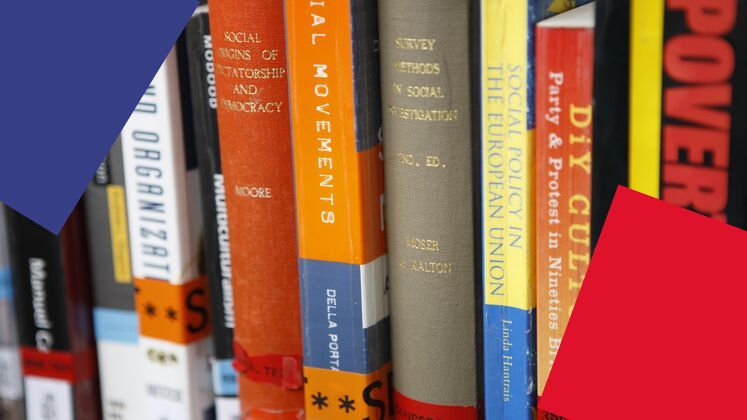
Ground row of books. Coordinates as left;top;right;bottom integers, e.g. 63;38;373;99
1;0;744;419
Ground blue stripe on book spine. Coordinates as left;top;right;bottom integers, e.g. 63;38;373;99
211;358;238;397
484;305;536;420
299;258;390;374
0;268;12;300
93;307;139;344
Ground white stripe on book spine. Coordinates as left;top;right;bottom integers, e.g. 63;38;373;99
360;255;389;329
24;376;73;420
96;341;144;419
215;397;240;420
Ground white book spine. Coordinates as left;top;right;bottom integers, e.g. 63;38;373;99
121;48;213;420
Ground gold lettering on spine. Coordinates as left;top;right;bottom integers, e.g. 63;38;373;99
386;30;457;275
394;38;437;51
217;28;287;116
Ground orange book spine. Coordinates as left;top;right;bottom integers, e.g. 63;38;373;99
207;0;305;418
285;0;391;418
535;21;594;405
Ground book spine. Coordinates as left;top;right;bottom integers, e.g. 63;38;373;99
121;48;214;420
185;5;239;420
206;0;304;417
629;0;665;199
286;0;391;418
0;209;24;420
591;0;630;248
481;1;590;417
629;0;747;226
6;206;101;420
85;139;143;419
480;1;535;417
378;0;478;418
535;23;594;403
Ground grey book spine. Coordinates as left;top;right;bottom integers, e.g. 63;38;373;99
84;138;142;419
379;0;479;415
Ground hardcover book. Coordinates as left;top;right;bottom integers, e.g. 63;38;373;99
535;2;594;414
480;0;590;417
121;47;214;420
6;206;101;420
593;0;747;235
0;208;24;420
379;0;479;418
208;0;305;417
210;0;304;419
185;4;239;419
286;0;392;418
85;138;143;419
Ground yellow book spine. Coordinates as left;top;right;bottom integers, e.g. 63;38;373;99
482;0;532;312
481;0;534;418
629;0;665;197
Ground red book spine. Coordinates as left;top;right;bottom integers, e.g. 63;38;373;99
59;206;101;420
535;20;594;414
207;0;304;417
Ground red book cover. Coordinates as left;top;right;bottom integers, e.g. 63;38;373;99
535;4;594;416
207;0;305;417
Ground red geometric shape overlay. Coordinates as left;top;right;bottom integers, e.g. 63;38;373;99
540;187;747;419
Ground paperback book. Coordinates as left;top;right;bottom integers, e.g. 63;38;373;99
85;138;143;419
185;4;239;419
535;2;595;414
628;0;747;223
6;206;101;420
590;0;629;246
593;0;747;233
480;0;590;418
121;47;214;420
286;1;392;417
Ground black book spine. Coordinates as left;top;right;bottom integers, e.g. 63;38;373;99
592;1;747;246
6;207;101;420
726;2;747;226
184;4;238;416
660;1;747;226
591;0;630;249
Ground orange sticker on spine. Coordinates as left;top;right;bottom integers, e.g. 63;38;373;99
304;364;392;420
134;276;211;344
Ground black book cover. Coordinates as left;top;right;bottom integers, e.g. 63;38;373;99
184;2;237;410
6;206;101;420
